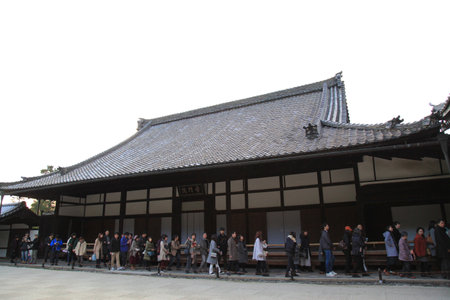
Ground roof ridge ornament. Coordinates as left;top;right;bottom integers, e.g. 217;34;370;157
303;123;319;139
386;115;404;129
335;72;343;87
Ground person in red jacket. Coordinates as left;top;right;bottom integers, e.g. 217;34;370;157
413;227;429;277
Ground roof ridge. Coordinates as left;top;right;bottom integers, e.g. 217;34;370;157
320;117;434;130
138;76;338;129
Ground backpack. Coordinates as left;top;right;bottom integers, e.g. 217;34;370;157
338;239;347;250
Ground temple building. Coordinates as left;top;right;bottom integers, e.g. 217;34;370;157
1;73;449;248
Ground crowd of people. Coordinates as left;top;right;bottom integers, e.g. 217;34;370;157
8;219;450;280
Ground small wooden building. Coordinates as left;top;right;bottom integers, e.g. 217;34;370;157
1;73;449;245
0;202;39;257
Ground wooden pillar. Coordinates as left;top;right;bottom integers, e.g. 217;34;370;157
225;180;231;233
119;190;126;233
353;162;365;225
171;187;181;236
204;194;216;235
244;178;250;242
317;171;325;223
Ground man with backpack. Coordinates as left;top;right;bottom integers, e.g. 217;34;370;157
285;232;298;277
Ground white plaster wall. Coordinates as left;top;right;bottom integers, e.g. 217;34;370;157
231;194;245;209
106;192;121;202
284;188;320;206
375;157;442;180
127;189;147;201
86;194;103;204
248;176;279;190
358;156;375;182
126;201;147;215
85;204;103;217
322;184;356;203
182;201;204;212
104;203;120;216
150;187;172;199
215;182;226;194
285;172;317;187
248;191;280;208
59;205;84;217
215;195;226;211
149;200;172;214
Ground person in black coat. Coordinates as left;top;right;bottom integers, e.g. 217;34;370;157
10;235;21;264
351;228;369;277
342;226;353;274
392;221;401;250
435;219;450;279
217;228;228;272
42;233;54;267
102;230;111;268
285;232;298;277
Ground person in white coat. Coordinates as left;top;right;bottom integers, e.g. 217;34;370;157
252;231;269;276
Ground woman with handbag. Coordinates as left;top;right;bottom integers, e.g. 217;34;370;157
207;234;222;276
143;236;156;271
252;231;269;276
129;235;141;270
93;233;103;269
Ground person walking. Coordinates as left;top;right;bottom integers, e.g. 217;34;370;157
157;234;170;272
120;232;129;269
351;227;369;277
285;231;297;277
102;230;111;269
30;234;39;264
93;233;103;269
185;233;199;273
383;225;399;276
66;233;78;266
227;231;239;275
207;234;222;276
399;231;415;278
143;236;156;271
10;235;21;265
252;231;269;276
435;219;450;279
110;232;122;271
129;235;140;270
50;235;63;265
217;228;228;272
199;233;209;273
42;233;54;267
342;226;352;274
320;223;336;277
237;234;248;273
72;236;87;269
20;234;31;263
392;221;401;251
168;235;181;270
414;227;429;277
299;230;312;272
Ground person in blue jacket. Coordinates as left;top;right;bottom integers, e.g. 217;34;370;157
120;232;129;268
50;235;63;266
383;225;399;276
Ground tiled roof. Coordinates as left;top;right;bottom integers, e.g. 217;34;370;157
0;73;440;193
0;202;27;218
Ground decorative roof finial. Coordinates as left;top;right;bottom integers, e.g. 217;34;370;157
386;115;404;129
303;123;319;139
335;72;343;87
137;118;147;131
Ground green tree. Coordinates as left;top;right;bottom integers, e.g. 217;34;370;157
29;165;58;215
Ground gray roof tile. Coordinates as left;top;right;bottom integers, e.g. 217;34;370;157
0;73;440;193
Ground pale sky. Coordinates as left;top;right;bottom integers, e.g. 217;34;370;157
1;1;449;202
